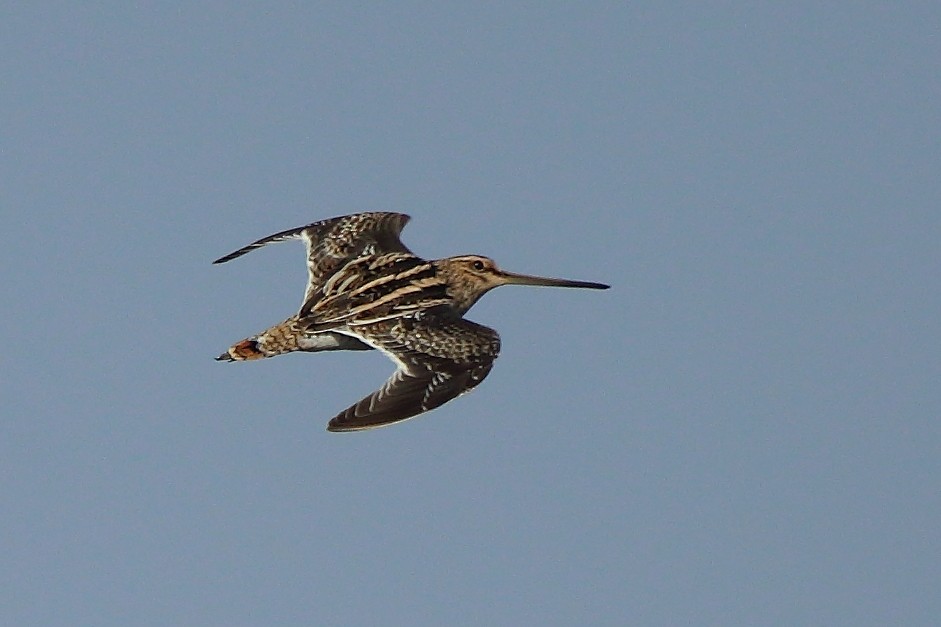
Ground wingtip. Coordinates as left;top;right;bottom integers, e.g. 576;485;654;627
212;252;238;265
325;415;399;433
326;420;355;433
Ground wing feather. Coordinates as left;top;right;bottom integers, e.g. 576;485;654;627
213;212;413;304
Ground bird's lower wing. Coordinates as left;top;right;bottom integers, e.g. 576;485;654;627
326;316;501;432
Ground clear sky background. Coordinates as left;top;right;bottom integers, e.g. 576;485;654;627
2;3;939;626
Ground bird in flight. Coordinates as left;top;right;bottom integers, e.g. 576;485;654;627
214;212;609;432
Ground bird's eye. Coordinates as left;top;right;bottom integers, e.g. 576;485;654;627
472;260;485;271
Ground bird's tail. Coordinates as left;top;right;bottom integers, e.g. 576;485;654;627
216;316;372;362
216;316;305;362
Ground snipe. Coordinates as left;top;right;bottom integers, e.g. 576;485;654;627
214;212;609;431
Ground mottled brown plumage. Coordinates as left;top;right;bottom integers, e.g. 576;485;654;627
214;212;608;432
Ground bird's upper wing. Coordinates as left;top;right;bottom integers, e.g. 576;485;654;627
212;212;413;305
326;314;501;432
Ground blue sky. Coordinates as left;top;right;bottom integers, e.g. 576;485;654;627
2;3;939;625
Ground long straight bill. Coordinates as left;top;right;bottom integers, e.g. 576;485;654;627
499;270;610;290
